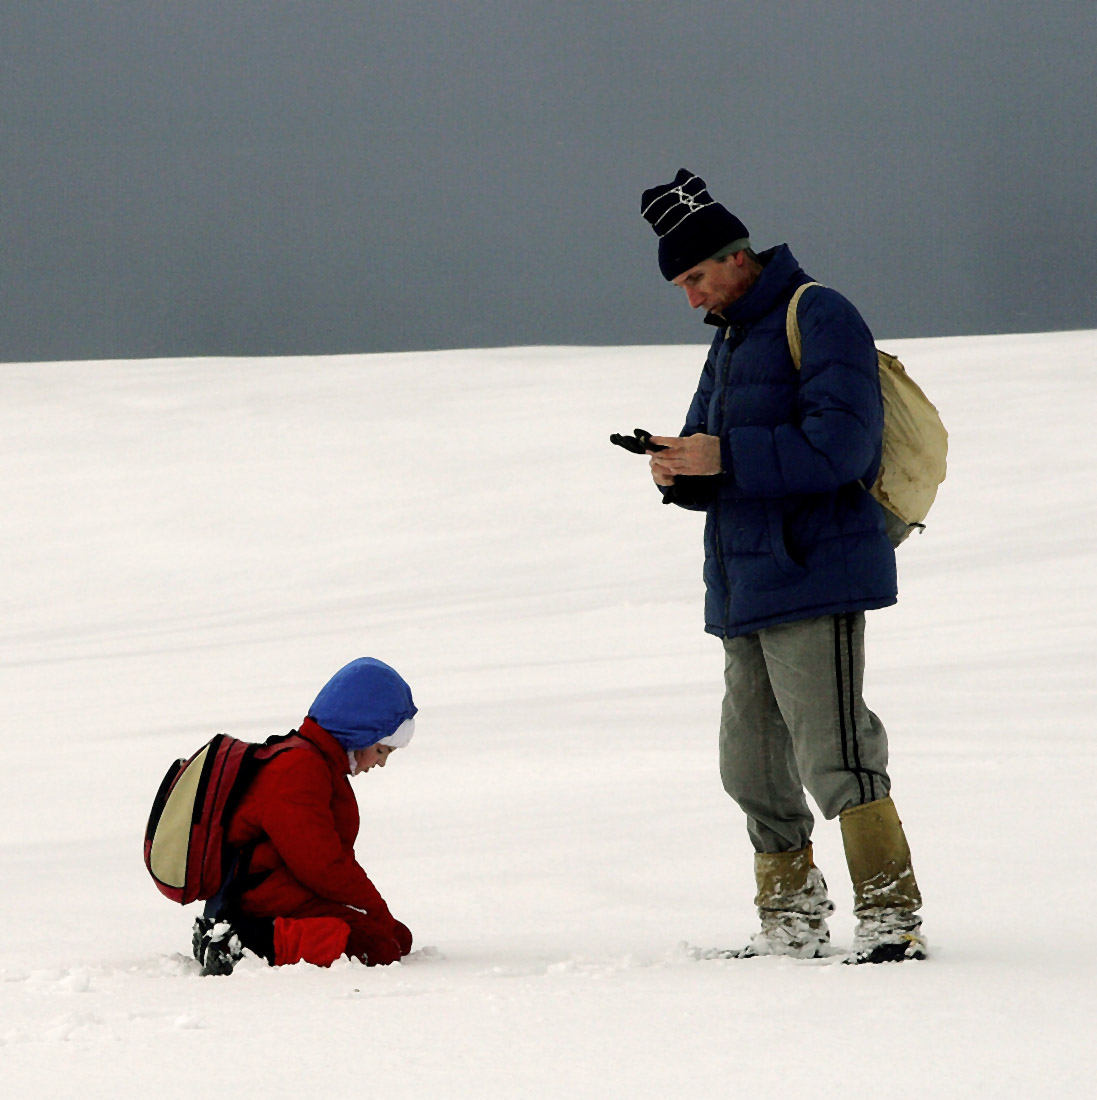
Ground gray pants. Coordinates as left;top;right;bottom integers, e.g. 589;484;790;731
719;613;891;854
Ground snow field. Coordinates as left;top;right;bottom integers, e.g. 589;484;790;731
1;334;1095;1097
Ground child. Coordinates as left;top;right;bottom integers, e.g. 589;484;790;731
193;657;417;974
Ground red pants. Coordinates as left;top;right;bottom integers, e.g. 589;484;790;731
269;898;413;967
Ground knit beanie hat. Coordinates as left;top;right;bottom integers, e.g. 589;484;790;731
307;657;418;752
640;169;750;281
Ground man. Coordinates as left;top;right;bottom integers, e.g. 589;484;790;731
638;169;925;963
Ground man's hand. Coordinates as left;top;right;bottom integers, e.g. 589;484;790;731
650;454;675;486
649;434;722;484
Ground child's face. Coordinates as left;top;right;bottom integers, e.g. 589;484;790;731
352;743;396;775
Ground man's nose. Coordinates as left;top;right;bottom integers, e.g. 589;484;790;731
686;286;704;309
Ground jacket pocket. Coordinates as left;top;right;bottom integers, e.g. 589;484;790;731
766;502;807;580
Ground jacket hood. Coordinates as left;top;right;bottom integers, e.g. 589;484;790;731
306;657;418;752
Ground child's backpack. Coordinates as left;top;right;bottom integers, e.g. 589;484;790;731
144;731;308;906
786;282;948;544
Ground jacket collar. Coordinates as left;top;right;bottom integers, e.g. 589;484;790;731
297;716;353;774
703;244;809;329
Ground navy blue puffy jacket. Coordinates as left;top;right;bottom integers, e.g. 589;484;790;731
669;245;897;637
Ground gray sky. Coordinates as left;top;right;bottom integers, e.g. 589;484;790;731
3;1;1095;362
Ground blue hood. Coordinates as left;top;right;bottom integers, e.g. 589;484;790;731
307;657;417;751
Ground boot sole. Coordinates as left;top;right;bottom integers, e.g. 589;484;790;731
844;941;928;965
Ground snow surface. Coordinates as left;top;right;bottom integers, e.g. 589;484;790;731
2;333;1095;1098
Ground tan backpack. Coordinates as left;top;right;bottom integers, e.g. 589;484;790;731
786;282;948;544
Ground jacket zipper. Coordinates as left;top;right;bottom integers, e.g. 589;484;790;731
714;325;742;634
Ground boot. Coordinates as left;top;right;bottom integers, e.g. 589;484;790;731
840;795;927;963
734;845;835;958
192;913;276;974
192;916;245;976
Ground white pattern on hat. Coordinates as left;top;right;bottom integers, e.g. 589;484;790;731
640;173;715;236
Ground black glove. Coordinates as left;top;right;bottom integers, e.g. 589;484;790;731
660;475;721;507
609;428;667;454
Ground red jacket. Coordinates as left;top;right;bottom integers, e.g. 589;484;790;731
226;718;390;919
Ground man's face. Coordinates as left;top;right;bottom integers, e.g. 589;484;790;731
672;252;756;316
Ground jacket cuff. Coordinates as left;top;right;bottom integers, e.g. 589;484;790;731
719;434;734;483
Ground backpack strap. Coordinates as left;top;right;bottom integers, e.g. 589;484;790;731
785;281;823;370
203;839;261;920
785;280;874;501
204;730;314;920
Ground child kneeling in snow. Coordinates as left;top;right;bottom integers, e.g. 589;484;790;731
194;657;417;975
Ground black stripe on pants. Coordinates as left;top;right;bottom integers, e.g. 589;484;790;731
834;613;877;805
